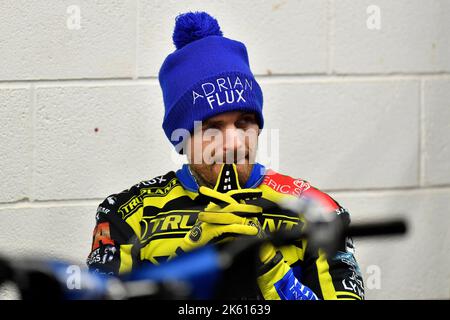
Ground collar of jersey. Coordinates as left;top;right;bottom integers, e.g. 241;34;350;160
176;163;266;193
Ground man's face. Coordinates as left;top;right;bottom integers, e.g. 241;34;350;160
186;111;260;187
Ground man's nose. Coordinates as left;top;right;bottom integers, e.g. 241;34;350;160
223;126;244;152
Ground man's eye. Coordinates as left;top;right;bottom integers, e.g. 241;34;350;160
203;124;219;131
237;117;256;127
203;126;222;136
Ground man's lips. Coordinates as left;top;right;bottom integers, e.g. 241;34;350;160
212;155;249;164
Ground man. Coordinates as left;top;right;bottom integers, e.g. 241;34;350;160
87;11;364;300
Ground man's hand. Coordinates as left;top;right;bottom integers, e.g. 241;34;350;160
178;185;263;252
198;186;263;214
200;182;318;300
179;212;260;252
193;186;283;276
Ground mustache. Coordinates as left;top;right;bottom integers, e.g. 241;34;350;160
210;149;256;164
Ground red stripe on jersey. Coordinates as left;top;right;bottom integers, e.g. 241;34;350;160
301;186;340;212
263;169;339;212
263;169;311;198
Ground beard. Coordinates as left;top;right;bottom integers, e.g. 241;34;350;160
189;161;254;188
188;142;257;188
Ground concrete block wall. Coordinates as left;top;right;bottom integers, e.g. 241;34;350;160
0;0;449;299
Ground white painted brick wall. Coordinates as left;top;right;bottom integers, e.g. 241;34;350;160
138;0;328;76
334;0;450;73
0;86;31;202
33;83;173;200
260;79;420;189
329;189;450;299
423;79;450;186
0;205;96;262
0;0;136;80
0;0;448;299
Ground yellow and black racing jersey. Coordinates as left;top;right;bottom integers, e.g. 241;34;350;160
87;163;364;300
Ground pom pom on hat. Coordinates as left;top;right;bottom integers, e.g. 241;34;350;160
172;11;223;50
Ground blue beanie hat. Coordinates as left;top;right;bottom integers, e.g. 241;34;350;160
159;11;264;150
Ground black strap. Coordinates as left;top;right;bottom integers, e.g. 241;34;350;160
257;250;283;276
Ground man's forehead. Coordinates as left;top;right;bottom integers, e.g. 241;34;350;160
203;111;255;123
